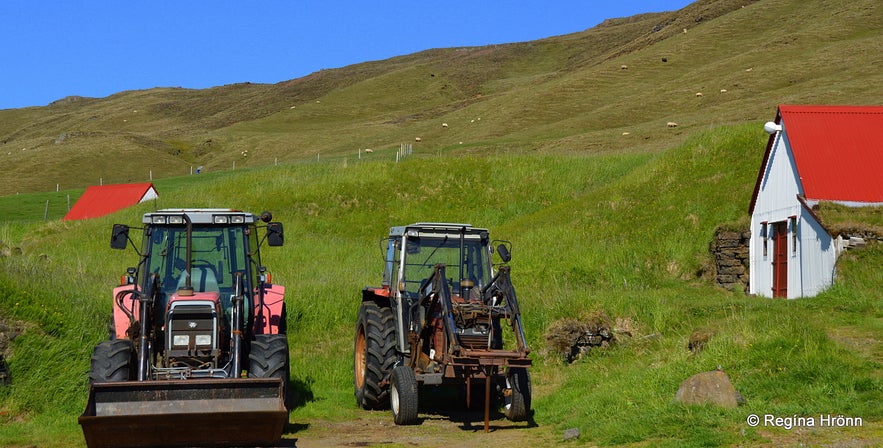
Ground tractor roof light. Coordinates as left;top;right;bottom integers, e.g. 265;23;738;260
167;216;184;224
213;215;230;224
152;216;167;224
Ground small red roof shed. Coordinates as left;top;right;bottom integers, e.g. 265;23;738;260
748;104;883;299
750;105;883;212
63;182;158;220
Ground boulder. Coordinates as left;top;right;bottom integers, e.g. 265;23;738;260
674;370;741;408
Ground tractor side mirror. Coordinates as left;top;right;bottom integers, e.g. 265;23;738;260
266;222;284;247
496;243;511;263
111;224;130;250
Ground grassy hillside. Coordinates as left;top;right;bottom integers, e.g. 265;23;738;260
1;123;880;447
1;0;880;196
0;0;881;446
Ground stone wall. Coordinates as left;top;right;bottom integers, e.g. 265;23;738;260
709;226;879;293
710;229;750;292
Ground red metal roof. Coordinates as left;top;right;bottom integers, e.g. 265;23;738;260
780;104;883;203
63;182;158;220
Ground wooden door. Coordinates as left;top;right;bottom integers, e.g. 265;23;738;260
771;221;788;298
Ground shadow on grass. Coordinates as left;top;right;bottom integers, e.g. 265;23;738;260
287;375;315;409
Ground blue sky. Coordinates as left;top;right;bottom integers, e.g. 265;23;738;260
1;1;693;110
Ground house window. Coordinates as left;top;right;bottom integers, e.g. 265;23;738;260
761;221;768;257
789;216;798;254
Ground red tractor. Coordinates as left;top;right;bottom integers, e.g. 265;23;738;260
354;223;532;430
79;209;289;448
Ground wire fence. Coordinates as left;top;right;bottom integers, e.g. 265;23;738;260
3;143;420;222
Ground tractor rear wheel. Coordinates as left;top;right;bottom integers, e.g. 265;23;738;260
89;339;135;383
354;300;396;409
390;365;419;425
503;367;531;422
249;334;290;408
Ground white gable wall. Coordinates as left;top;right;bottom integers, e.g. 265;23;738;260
138;187;159;203
749;128;838;298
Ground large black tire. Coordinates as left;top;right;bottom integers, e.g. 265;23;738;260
89;339;135;383
503;367;531;422
390;365;419;425
248;334;290;378
248;334;291;408
354;300;397;409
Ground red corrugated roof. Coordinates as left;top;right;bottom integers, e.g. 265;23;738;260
780;104;883;203
63;182;157;220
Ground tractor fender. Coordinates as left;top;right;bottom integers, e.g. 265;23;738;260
111;285;140;340
255;284;286;334
362;286;391;302
361;287;393;312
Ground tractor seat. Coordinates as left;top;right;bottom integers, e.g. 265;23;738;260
177;267;219;293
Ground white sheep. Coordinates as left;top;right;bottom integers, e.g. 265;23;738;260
415;137;422;142
667;122;678;128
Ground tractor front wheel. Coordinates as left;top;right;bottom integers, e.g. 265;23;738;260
390;365;419;425
503;367;531;422
354;300;396;409
89;339;135;383
249;334;291;408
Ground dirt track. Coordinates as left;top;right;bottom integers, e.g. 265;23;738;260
282;410;883;448
284;409;553;448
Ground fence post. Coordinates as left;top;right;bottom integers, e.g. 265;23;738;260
43;200;49;221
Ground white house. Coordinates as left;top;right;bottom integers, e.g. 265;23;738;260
748;105;883;298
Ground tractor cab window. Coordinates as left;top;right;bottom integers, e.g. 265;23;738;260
147;225;252;308
400;235;491;297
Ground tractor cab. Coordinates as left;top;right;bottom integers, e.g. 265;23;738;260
390;223;494;301
108;209;284;378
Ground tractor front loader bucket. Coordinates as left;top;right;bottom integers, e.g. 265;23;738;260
79;378;287;448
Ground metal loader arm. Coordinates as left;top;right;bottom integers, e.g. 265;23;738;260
417;264;462;357
484;266;530;354
137;273;161;381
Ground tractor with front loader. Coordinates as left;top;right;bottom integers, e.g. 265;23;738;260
79;209;289;448
354;223;531;430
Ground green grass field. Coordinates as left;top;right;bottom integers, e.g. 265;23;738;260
1;123;880;447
